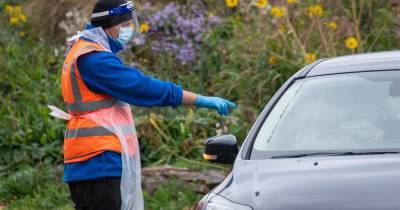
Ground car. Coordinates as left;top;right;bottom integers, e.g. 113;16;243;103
196;51;400;210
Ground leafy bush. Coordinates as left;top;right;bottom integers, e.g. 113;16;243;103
143;179;200;210
0;24;65;173
1;0;400;209
132;0;399;109
137;108;244;170
0;165;72;209
141;1;222;63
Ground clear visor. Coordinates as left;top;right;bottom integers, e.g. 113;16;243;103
128;13;144;45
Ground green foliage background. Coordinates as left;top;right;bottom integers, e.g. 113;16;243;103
0;0;399;209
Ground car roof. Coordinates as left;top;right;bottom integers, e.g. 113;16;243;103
305;51;400;77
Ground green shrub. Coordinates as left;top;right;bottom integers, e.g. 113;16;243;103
5;183;72;210
1;0;400;209
0;165;72;210
143;179;201;210
0;27;65;175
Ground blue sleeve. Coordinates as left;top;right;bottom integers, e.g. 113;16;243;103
77;51;183;107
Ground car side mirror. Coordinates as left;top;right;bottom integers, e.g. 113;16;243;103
203;134;238;164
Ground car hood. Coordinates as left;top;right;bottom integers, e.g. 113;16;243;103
215;155;400;210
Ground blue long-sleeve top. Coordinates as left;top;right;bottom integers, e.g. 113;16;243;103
64;26;183;183
78;50;183;107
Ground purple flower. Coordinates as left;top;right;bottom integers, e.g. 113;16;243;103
140;2;222;63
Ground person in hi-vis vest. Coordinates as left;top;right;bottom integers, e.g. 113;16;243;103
57;0;236;209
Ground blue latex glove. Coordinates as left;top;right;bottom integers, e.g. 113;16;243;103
195;95;237;116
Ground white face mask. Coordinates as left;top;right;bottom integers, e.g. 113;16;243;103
117;26;133;46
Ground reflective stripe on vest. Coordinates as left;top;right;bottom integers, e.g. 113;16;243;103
66;52;117;113
65;125;136;139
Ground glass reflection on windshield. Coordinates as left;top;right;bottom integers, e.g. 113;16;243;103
252;71;400;158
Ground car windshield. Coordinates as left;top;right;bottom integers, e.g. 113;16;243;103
251;71;400;159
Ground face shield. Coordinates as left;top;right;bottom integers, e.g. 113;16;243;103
91;1;144;45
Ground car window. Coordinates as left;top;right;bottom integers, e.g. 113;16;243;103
251;71;400;159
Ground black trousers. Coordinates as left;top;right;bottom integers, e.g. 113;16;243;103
68;177;122;210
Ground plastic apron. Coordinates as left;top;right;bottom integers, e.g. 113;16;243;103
50;27;144;210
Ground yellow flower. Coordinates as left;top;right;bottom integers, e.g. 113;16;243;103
270;6;285;18
327;21;337;30
14;5;22;13
307;5;324;18
19;14;27;23
256;0;268;8
19;31;25;37
345;36;359;49
287;0;298;4
268;56;278;65
9;17;19;26
304;53;317;64
140;23;150;33
278;24;286;33
5;5;13;14
312;5;323;16
225;0;238;8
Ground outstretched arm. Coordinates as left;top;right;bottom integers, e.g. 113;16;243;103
78;51;236;115
78;51;183;107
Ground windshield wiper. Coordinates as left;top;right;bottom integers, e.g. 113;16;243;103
270;151;400;159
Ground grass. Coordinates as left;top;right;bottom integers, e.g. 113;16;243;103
5;184;73;210
0;163;200;210
143;180;201;210
2;178;201;210
2;178;200;210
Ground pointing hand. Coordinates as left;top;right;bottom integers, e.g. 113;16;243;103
195;95;237;116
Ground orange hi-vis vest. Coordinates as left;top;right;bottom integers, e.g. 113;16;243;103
61;38;125;163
